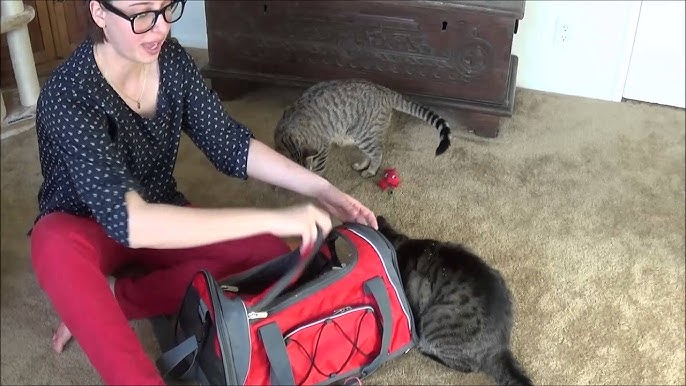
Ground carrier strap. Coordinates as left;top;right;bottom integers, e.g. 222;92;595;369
156;335;199;379
258;322;296;385
155;299;212;381
251;226;325;312
361;276;393;377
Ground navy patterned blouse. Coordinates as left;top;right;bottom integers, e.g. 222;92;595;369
33;38;253;246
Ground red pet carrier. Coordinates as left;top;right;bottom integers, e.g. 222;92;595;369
155;223;416;385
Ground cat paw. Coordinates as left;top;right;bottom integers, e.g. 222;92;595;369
351;160;370;171
361;169;377;178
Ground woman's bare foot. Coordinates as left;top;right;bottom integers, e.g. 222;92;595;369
52;323;72;353
52;276;116;353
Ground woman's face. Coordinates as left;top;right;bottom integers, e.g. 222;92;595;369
92;0;178;64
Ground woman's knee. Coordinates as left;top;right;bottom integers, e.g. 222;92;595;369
30;212;112;283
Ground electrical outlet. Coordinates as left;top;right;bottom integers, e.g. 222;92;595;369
554;17;571;47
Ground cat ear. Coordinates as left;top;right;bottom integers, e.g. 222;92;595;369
376;216;395;235
301;147;317;157
305;155;315;169
302;147;318;169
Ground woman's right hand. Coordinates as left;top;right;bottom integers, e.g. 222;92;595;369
270;203;333;253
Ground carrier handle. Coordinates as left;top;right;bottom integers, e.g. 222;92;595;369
258;322;296;385
360;276;393;377
250;225;325;312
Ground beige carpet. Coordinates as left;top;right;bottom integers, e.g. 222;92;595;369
1;86;684;385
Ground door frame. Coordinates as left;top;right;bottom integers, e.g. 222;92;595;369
612;1;643;102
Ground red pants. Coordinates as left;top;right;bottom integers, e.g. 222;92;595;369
30;211;291;385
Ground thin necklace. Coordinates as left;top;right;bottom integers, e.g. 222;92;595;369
95;45;148;109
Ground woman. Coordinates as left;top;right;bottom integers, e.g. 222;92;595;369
30;0;377;384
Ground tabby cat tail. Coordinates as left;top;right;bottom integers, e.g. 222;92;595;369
484;348;533;386
397;97;452;155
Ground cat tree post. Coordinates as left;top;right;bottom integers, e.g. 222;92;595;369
1;0;40;111
1;92;5;123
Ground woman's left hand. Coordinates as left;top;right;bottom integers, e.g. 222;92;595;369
316;184;378;229
245;139;377;229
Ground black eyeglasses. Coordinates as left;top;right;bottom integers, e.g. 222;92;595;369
99;0;186;34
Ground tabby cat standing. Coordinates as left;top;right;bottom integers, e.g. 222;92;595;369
274;79;451;178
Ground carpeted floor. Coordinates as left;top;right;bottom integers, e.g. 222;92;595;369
1;84;684;385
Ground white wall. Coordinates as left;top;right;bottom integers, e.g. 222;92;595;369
171;0;207;49
172;1;642;102
512;0;641;102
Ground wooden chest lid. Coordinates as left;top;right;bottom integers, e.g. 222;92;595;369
378;0;525;20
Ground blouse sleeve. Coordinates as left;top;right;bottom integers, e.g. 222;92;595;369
37;86;144;246
179;48;254;180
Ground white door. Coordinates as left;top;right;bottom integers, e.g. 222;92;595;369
622;1;685;108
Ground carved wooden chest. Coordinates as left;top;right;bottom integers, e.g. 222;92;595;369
203;1;525;137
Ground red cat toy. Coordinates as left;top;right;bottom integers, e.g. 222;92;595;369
378;168;401;193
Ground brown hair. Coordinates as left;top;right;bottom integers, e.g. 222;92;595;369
53;0;106;43
53;0;107;43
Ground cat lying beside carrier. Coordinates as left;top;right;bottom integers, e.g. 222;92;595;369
376;216;533;385
274;78;452;178
290;216;533;385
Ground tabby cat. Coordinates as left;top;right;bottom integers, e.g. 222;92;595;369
376;215;533;386
273;79;451;178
